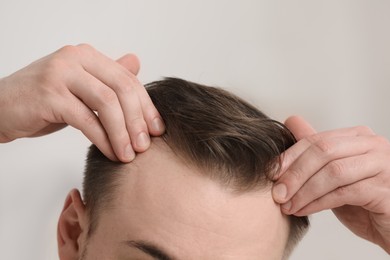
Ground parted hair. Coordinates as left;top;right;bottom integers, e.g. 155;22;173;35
83;77;309;256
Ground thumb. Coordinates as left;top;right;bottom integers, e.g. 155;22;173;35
284;115;316;140
116;53;141;75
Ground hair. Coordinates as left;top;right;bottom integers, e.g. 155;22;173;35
83;77;309;257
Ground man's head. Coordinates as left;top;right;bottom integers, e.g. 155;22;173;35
57;78;309;260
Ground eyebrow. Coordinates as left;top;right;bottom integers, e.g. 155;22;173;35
124;240;176;260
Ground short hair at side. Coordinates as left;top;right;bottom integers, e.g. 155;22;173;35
82;77;309;257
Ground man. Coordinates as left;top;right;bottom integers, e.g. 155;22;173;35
0;45;389;258
57;77;309;259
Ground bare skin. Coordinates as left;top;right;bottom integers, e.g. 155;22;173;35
0;44;165;162
57;138;290;260
273;116;390;254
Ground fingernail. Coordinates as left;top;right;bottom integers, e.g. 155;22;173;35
273;183;287;202
152;117;165;133
137;132;150;149
282;201;292;211
125;144;135;161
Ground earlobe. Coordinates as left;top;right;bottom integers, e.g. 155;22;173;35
57;189;88;260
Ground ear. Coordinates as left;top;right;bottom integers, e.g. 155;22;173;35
284;115;317;141
116;53;141;75
57;189;88;260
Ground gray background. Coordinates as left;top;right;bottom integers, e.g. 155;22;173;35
0;1;389;259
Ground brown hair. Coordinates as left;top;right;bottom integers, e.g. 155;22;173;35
83;77;309;256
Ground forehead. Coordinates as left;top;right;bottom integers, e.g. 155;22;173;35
100;138;289;259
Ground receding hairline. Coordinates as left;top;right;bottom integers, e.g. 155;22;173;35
82;77;309;256
110;140;292;259
116;137;277;194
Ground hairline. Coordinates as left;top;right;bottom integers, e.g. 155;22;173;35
82;77;309;256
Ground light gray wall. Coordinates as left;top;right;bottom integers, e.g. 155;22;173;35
0;1;389;259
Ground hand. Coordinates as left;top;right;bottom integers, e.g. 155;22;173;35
272;116;390;253
0;44;165;162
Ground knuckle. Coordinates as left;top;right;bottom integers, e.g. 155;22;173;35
57;44;95;59
45;57;68;72
313;138;334;155
305;135;321;144
335;185;351;197
120;80;137;94
127;73;139;84
354;125;375;135
83;111;99;127
327;161;344;180
144;104;159;118
128;115;143;125
116;74;139;94
57;45;79;57
98;88;118;106
76;43;94;52
126;116;146;131
66;101;98;128
288;167;304;183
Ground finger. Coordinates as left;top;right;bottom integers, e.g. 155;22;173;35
284;115;317;141
116;54;165;136
119;82;151;152
57;93;118;161
282;151;383;214
134;84;165;137
68;71;135;162
115;53;165;136
273;134;377;204
116;53;141;75
277;125;376;178
77;44;153;152
291;175;388;216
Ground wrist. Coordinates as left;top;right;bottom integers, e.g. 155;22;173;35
0;77;12;142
